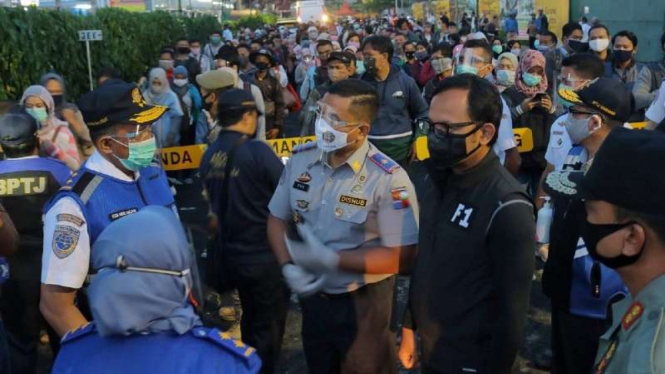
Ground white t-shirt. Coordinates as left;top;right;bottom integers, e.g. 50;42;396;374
41;151;138;289
493;97;517;165
545;115;573;171
645;81;665;124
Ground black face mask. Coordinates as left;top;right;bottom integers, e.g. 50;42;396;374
613;50;633;64
364;57;378;76
567;39;589;53
176;47;191;55
583;220;643;269
203;93;215;112
426;123;483;174
405;51;416;60
52;94;64;108
254;61;270;71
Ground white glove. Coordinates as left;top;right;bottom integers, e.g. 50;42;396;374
284;223;340;273
281;263;327;297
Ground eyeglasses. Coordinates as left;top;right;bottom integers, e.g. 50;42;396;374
109;125;153;143
557;75;596;88
426;119;482;139
315;102;363;129
455;55;487;66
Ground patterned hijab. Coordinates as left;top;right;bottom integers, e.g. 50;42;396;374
515;49;548;96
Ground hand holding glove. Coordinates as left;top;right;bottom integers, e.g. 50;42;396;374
284;223;340;273
281;262;327;297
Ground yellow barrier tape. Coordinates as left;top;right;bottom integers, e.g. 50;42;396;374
160;136;316;171
161;122;647;170
415;128;534;161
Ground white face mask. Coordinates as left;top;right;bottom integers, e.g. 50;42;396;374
315;117;359;152
589;38;610;53
173;79;188;87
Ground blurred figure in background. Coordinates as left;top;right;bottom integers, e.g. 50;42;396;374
19;86;80;171
143;68;184;148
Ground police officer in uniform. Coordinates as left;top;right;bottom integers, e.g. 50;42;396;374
199;89;287;374
267;79;419;374
40;82;176;338
400;75;536;374
52;206;261;374
0;111;70;374
542;78;631;374
544;128;665;374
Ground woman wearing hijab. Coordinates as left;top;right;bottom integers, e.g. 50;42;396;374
495;52;518;93
51;206;261;374
501;49;557;195
19;86;81;170
142;68;184;148
40;73;94;158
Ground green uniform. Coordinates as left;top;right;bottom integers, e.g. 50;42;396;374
593;274;665;374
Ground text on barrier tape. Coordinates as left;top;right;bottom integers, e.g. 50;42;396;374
414;128;534;161
160;136;316;171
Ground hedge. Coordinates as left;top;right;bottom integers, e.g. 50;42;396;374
0;8;221;101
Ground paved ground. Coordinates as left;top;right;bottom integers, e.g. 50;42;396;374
36;112;553;373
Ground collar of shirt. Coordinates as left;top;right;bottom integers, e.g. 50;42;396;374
5;155;39;160
449;150;500;189
86;149;138;182
310;139;370;174
634;273;665;306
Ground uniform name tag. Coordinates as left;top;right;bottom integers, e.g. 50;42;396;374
293;181;310;192
57;213;85;227
109;208;139;221
339;195;367;207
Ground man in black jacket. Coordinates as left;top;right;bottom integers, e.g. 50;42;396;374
400;75;535;374
199;89;287;374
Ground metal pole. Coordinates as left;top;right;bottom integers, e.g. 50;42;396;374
85;40;93;91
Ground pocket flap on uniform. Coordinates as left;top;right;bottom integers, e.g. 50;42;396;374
334;205;368;224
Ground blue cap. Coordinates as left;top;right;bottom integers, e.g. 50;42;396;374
0;111;38;147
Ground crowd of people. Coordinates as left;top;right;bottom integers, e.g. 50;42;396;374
1;11;665;374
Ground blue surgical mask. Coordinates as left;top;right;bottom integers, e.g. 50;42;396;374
26;107;48;124
534;39;541;49
497;69;516;86
456;64;478;75
522;72;542;87
355;60;366;75
492;45;503;54
111;137;157;171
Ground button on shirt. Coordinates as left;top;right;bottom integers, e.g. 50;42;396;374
42;151;143;289
268;140;419;294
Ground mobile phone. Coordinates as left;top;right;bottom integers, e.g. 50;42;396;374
534;93;546;101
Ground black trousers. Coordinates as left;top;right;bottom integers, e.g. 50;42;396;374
551;308;608;374
300;276;398;374
226;260;289;374
0;279;41;374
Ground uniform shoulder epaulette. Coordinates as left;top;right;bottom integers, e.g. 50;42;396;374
369;152;401;174
292;142;318;154
190;327;259;363
61;322;95;344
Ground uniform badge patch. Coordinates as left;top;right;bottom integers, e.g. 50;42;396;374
297;172;312;183
621;302;644;330
339;195;367;207
57;213;85;227
296;200;310;210
334;207;343;217
351;184;363;194
293;181;310;192
358;175;367;183
594;340;618;374
391;187;410;210
52;225;80;259
109;208;139;221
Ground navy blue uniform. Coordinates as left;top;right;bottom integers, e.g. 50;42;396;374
0;156;70;374
199;130;287;374
52;323;261;374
